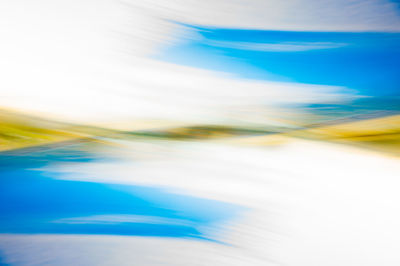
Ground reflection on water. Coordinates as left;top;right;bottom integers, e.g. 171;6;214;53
0;143;242;240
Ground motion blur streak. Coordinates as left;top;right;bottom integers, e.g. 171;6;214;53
0;0;400;265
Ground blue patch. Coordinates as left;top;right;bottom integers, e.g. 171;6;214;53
0;146;243;240
155;26;400;97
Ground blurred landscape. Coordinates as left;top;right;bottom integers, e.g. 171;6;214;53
1;0;400;265
2;95;399;157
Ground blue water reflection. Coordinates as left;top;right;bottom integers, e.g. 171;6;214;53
0;144;242;240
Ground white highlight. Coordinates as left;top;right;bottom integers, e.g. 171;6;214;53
205;40;348;52
54;215;193;226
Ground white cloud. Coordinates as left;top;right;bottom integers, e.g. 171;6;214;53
54;214;193;226
0;57;350;125
0;0;380;127
204;40;348;52
123;0;400;32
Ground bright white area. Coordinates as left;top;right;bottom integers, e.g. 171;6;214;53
16;138;398;266
1;0;398;125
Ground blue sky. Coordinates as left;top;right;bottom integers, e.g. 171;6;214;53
156;26;400;97
0;147;242;239
1;0;400;123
